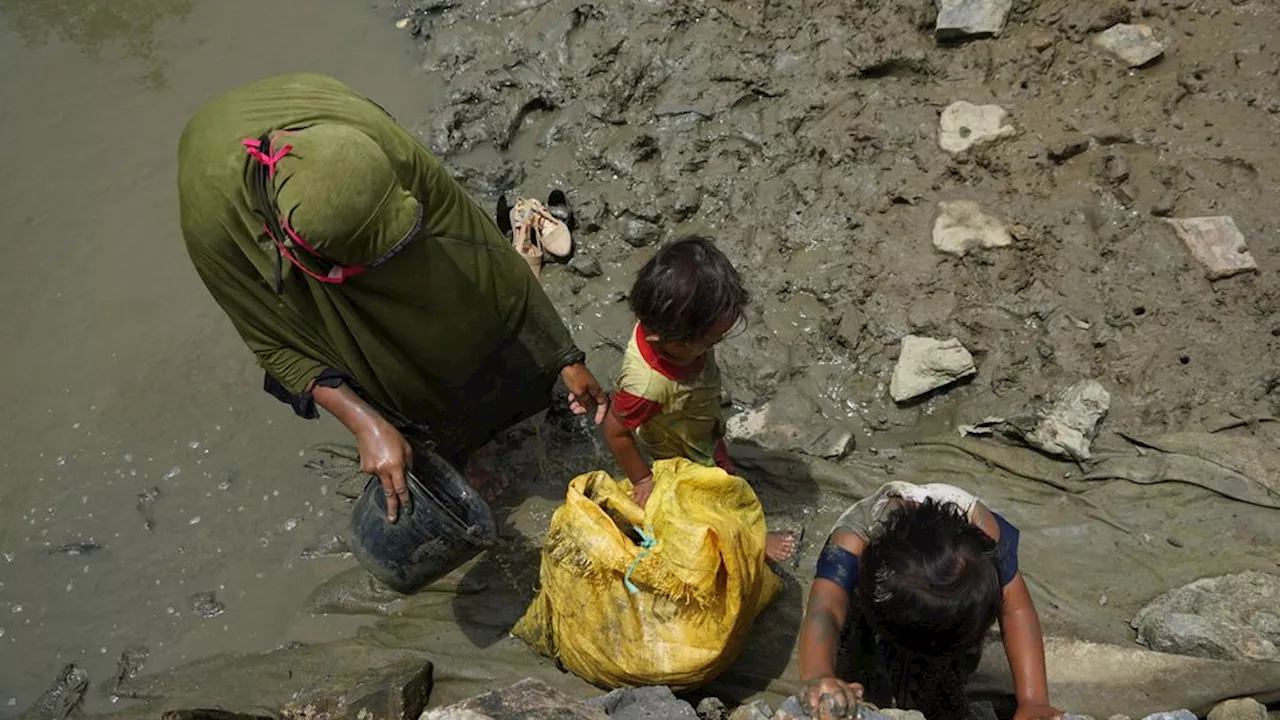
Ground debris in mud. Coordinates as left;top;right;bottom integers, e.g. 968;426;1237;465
938;102;1016;154
931;200;1012;257
725;385;853;459
422;678;604;719
890;335;976;403
1014;379;1111;460
49;540;103;556
1165;216;1258;280
587;686;698;719
137;486;160;531
1047;134;1091;163
300;534;351;559
1208;698;1268;720
188;591;225;619
935;0;1012;40
107;645;149;697
19;664;88;720
1132;571;1280;662
1094;24;1166;68
568;253;603;278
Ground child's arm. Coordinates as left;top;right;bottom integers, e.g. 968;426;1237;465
797;531;866;720
1000;576;1059;720
973;505;1061;720
603;409;655;505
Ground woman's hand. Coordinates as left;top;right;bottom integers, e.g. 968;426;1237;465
561;362;608;424
355;419;414;522
800;676;863;720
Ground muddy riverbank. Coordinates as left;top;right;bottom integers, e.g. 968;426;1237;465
2;0;1279;715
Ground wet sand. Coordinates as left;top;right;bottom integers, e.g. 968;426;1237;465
0;0;435;712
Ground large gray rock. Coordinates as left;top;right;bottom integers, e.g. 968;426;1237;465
932;200;1012;257
728;701;773;720
1094;24;1166;68
726;385;853;459
890;335;977;402
421;678;607;720
1207;698;1268;720
1139;712;1196;720
587;686;699;720
283;660;432;720
938;102;1016;154
936;0;1012;39
1132;572;1280;662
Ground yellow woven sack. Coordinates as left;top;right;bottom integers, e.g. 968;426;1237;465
512;457;782;690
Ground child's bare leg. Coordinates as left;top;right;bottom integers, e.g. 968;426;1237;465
766;531;796;562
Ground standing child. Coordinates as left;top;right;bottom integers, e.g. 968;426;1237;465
602;236;796;561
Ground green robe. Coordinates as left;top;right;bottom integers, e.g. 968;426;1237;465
177;73;579;461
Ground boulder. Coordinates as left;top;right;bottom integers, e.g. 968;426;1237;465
1094;24;1165;68
728;700;773;720
1207;698;1268;720
768;697;809;720
1132;572;1280;662
1165;216;1258;281
587;686;699;720
938;102;1016;154
282;660;432;720
890;335;977;402
421;678;606;720
932;200;1013;257
936;0;1013;40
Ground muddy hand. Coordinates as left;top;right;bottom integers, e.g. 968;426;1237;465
561;362;609;425
801;676;863;720
356;421;413;522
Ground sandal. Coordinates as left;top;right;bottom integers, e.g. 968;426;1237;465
516;197;573;262
509;200;543;278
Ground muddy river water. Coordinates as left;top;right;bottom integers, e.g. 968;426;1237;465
0;0;439;711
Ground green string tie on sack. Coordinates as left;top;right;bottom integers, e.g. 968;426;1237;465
623;524;657;595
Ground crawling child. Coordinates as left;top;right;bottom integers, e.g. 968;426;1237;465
796;481;1062;720
602;235;795;561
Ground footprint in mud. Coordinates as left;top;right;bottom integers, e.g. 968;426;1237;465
105;645;148;698
20;663;88;720
48;540;103;557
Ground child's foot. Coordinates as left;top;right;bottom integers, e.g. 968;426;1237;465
766;531;797;562
463;446;509;502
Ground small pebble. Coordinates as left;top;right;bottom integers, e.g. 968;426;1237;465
395;17;411;29
1167;536;1184;547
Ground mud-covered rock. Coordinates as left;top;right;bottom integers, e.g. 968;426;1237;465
938;102;1016;154
1132;571;1280;662
587;686;699;720
768;697;808;720
890;335;977;402
1012;379;1111;460
726;384;854;459
932;200;1012;257
1094;24;1166;68
1047;134;1091;163
697;696;729;720
423;678;605;720
1207;698;1268;720
283;660;432;720
728;700;773;720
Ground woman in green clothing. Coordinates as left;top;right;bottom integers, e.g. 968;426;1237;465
177;73;607;522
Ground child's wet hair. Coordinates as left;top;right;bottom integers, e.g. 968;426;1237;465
858;498;1002;657
629;235;748;342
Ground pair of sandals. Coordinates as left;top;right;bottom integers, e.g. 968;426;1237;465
497;191;575;277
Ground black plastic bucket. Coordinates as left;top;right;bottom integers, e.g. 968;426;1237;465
349;448;498;594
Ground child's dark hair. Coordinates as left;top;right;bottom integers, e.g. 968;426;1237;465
629;236;748;342
858;498;1002;657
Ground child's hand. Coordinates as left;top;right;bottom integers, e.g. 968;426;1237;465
800;676;863;720
1014;703;1063;720
631;475;655;508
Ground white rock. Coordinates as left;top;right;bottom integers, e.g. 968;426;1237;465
938;102;1016;154
1094;24;1166;68
1165;216;1258;281
932;200;1012;256
1024;379;1111;460
726;386;853;459
890;335;977;402
936;0;1013;39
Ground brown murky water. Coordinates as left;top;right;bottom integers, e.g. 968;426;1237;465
0;0;439;712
